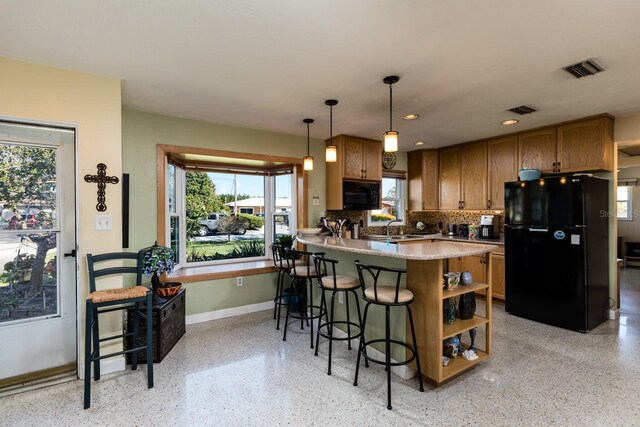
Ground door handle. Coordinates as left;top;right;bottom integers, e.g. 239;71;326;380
557;162;560;172
64;249;77;258
552;162;556;173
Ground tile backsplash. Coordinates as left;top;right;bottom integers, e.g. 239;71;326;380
323;210;505;236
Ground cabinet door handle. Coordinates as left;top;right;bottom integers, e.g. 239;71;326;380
462;200;465;209
557;162;560;172
552;162;556;173
487;199;491;209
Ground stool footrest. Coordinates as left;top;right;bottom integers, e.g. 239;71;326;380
360;338;417;367
317;320;362;341
99;332;132;343
92;346;148;361
286;304;325;321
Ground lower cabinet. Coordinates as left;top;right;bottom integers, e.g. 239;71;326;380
489;249;505;300
448;248;504;301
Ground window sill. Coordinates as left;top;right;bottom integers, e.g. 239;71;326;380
167;259;276;283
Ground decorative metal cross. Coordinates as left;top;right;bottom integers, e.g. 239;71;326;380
84;163;119;212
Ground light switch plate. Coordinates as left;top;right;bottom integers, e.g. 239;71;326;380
95;215;112;231
312;196;320;206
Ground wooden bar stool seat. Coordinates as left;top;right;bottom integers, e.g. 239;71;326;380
313;254;364;376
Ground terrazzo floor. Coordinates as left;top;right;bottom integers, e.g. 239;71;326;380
3;271;640;426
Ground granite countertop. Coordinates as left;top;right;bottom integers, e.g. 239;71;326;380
297;235;499;260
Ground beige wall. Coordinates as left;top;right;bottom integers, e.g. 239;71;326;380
0;57;123;373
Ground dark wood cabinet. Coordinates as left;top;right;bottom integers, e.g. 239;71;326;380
126;289;186;363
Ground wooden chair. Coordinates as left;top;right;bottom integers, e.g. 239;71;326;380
84;251;153;409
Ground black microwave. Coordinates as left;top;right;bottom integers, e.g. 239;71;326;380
342;181;380;210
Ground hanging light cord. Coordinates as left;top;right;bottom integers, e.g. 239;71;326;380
389;82;393;131
329;104;333;146
307;121;311;155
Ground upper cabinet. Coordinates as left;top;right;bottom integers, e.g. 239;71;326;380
557;116;613;173
408;150;438;210
438;146;462;209
341;136;382;181
439;141;487;210
518;115;614;173
488;135;518;210
518;128;557;173
325;134;382;210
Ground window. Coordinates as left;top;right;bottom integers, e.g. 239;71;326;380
368;176;405;226
160;145;301;271
617;185;633;220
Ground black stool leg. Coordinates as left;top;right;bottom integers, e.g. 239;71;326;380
407;305;424;392
276;274;290;331
83;299;92;409
309;278;314;349
354;302;370;387
327;291;337;375
386;305;392;410
131;301;140;370
273;269;282;319
315;290;327;357
283;282;292;341
146;292;154;388
92;305;100;381
345;290;352;350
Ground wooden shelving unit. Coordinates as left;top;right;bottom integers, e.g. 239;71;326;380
406;258;492;386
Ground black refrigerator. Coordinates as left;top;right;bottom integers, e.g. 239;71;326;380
504;175;609;332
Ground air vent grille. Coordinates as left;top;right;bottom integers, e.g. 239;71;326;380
508;105;537;115
563;59;604;79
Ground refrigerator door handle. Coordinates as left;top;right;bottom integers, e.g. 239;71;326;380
529;228;548;232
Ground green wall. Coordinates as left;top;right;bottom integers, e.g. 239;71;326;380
122;109;326;315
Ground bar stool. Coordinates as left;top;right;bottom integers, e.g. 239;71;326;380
84;251;153;409
353;260;424;410
270;243;289;330
312;253;364;375
282;248;325;348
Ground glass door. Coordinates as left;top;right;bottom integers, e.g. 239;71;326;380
0;122;76;384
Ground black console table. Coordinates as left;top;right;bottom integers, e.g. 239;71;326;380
126;289;186;363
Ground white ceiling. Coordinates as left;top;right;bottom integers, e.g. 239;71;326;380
2;1;640;150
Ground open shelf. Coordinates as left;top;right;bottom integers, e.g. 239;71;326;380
442;282;488;299
443;315;489;339
442;348;489;380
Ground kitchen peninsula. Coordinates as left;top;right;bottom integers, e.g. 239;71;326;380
297;235;499;385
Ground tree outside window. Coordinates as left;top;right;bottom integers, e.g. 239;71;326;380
617;185;633;221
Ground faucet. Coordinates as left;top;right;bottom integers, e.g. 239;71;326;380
386;218;403;238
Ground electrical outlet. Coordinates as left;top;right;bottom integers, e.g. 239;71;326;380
338;292;343;304
95;215;112;231
313;195;320;206
236;276;243;287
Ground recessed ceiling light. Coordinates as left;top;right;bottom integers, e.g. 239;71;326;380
501;119;519;126
403;114;420;120
414;141;426;146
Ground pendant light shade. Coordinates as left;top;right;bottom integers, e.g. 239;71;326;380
383;75;399;152
303;118;314;171
325;99;338;162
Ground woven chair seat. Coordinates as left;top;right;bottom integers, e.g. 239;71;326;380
88;286;149;303
320;275;359;290
364;286;414;304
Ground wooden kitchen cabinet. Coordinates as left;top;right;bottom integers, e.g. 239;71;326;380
488;136;518;210
557;116;613;173
489;248;505;300
341;136;382;181
439;146;462;209
518;115;614;174
448;254;487;284
325;134;382;210
518;128;557;173
408;149;438;210
439;141;487;210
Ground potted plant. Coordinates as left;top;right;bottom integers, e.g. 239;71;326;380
141;243;176;304
275;234;296;249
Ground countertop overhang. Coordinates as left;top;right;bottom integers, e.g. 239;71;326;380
297;235;498;260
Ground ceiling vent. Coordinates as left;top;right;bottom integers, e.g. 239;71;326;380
563;59;604;79
508;105;537;115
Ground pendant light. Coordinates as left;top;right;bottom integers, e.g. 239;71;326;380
303;118;314;171
383;75;399;152
325;99;338;162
